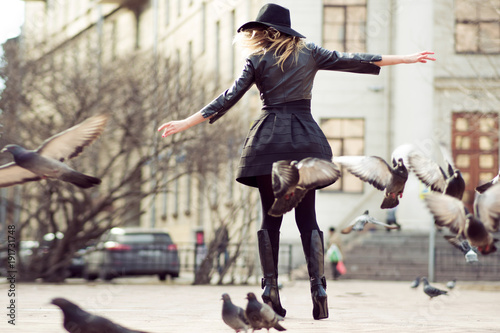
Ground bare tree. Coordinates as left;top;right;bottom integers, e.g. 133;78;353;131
0;38;257;282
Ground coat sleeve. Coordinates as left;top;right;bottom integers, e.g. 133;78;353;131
311;44;382;75
200;60;255;124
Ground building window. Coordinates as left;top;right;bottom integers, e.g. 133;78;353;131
321;118;365;192
323;0;367;52
455;0;500;54
452;112;499;211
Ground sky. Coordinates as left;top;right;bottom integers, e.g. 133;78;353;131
0;0;25;45
0;0;25;91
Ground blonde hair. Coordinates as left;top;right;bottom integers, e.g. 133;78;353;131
234;27;306;70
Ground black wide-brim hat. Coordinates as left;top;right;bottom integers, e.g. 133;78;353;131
237;3;306;38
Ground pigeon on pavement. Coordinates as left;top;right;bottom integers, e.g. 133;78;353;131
410;276;420;288
421;277;448;299
446;279;456;289
245;292;286;332
0;114;108;188
332;146;409;209
268;157;340;217
424;183;500;255
341;210;400;234
222;293;249;333
51;298;149;333
407;147;465;200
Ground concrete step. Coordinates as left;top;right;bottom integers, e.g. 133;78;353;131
338;230;500;282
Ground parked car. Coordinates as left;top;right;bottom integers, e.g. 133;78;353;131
83;227;180;281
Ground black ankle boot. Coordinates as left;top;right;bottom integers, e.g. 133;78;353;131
258;229;286;317
301;229;329;320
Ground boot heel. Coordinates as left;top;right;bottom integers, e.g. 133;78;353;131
312;292;328;320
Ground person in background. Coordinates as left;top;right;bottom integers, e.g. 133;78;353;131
158;3;435;320
327;227;343;279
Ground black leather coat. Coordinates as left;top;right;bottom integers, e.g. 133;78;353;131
201;42;382;123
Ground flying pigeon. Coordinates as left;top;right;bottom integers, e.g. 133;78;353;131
332;155;408;209
341;210;400;234
443;235;478;263
446;279;456;289
421;277;448;299
0;115;108;189
476;167;500;194
268;157;340;217
51;298;149;333
245;292;286;332
407;146;465;200
222;293;249;333
424;183;500;255
410;276;420;288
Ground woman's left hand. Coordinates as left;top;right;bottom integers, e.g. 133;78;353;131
405;51;436;64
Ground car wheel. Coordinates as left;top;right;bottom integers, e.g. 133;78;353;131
83;268;98;281
158;273;167;281
100;267;114;281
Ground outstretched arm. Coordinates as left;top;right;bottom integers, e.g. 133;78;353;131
374;51;435;66
158;111;208;138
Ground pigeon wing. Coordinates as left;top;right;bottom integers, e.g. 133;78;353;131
0;162;42;187
259;303;277;323
474;182;500;233
36;114;108;162
424;192;466;234
268;187;307;217
332;155;391;191
476;169;500;194
407;150;446;193
271;160;299;198
340;224;355;234
368;217;400;229
341;212;369;234
297;157;340;190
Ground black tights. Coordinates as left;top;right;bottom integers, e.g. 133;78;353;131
256;174;319;234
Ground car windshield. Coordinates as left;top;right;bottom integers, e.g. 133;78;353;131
115;233;172;244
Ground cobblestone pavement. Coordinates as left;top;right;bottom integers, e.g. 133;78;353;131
2;276;499;333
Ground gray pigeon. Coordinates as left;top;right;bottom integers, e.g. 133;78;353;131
332;149;409;209
245;292;286;332
268;157;340;217
222;293;249;333
424;185;500;255
341;210;400;234
410;276;420;288
51;298;149;333
0;115;108;188
444;235;479;263
407;146;465;200
446;279;456;289
421;277;448;299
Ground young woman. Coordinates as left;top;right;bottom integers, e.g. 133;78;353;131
158;3;435;320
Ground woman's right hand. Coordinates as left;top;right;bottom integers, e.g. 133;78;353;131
157;120;189;138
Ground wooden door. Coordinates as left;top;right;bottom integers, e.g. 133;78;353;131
452;112;499;212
